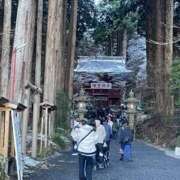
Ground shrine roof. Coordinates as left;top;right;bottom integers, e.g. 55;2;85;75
74;56;131;74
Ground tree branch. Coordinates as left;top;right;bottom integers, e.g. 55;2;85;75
25;82;42;94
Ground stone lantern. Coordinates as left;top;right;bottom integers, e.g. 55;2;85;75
125;90;139;130
74;88;87;120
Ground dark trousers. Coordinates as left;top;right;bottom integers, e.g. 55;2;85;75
106;140;110;151
96;143;103;164
79;154;93;180
104;141;110;159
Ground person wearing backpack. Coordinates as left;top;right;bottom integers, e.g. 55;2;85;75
118;121;133;161
71;118;98;180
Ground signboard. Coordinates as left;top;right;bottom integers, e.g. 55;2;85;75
91;83;112;89
11;111;23;180
95;96;108;101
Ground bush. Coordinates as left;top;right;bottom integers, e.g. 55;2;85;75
52;128;71;149
50;91;72;150
171;58;180;107
0;157;6;180
55;91;71;130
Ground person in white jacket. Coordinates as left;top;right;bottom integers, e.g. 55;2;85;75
95;119;106;144
71;119;98;180
95;119;106;168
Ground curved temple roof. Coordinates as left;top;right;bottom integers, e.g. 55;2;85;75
74;56;131;74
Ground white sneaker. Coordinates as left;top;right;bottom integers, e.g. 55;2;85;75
98;164;104;169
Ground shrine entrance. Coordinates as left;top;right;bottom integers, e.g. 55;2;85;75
74;56;130;107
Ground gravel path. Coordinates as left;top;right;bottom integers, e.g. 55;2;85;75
28;141;180;180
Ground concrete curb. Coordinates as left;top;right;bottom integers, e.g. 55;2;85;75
165;150;180;159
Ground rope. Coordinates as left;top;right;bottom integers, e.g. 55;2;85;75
146;38;180;46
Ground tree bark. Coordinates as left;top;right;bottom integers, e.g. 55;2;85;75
106;35;112;56
32;0;43;158
116;30;123;56
44;0;64;104
61;0;67;91
9;0;36;154
65;0;78;100
163;0;174;116
146;0;154;88
145;0;156;111
1;0;11;98
9;0;36;102
0;0;3;69
146;0;174;117
154;0;164;114
22;0;36;154
122;29;127;60
55;0;64;93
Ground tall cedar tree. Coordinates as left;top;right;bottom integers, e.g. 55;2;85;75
32;0;43;158
146;0;174;117
10;0;36;153
1;0;11;97
65;0;78;100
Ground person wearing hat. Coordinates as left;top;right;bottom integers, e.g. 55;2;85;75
118;121;133;161
71;118;98;180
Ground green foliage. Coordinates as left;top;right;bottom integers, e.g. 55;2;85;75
77;0;97;42
94;0;140;46
52;128;71;149
38;91;71;154
171;58;180;106
67;0;97;43
0;157;6;180
55;91;71;130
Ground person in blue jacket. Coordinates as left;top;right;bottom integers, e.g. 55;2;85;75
118;121;133;161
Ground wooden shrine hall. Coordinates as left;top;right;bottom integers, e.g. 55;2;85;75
74;56;131;107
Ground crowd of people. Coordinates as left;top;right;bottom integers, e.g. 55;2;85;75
71;106;134;180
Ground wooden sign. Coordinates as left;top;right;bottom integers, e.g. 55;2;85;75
95;96;108;101
91;83;112;89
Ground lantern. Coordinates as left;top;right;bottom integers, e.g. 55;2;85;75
74;88;87;120
125;90;139;130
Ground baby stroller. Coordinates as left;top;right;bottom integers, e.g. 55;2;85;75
95;142;110;169
102;142;110;168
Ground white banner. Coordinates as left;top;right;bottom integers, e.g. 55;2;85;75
11;111;23;180
91;83;112;89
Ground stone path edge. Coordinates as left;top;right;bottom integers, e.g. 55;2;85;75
137;139;180;160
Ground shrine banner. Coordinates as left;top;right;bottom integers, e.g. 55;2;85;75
11;111;23;180
90;83;112;89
